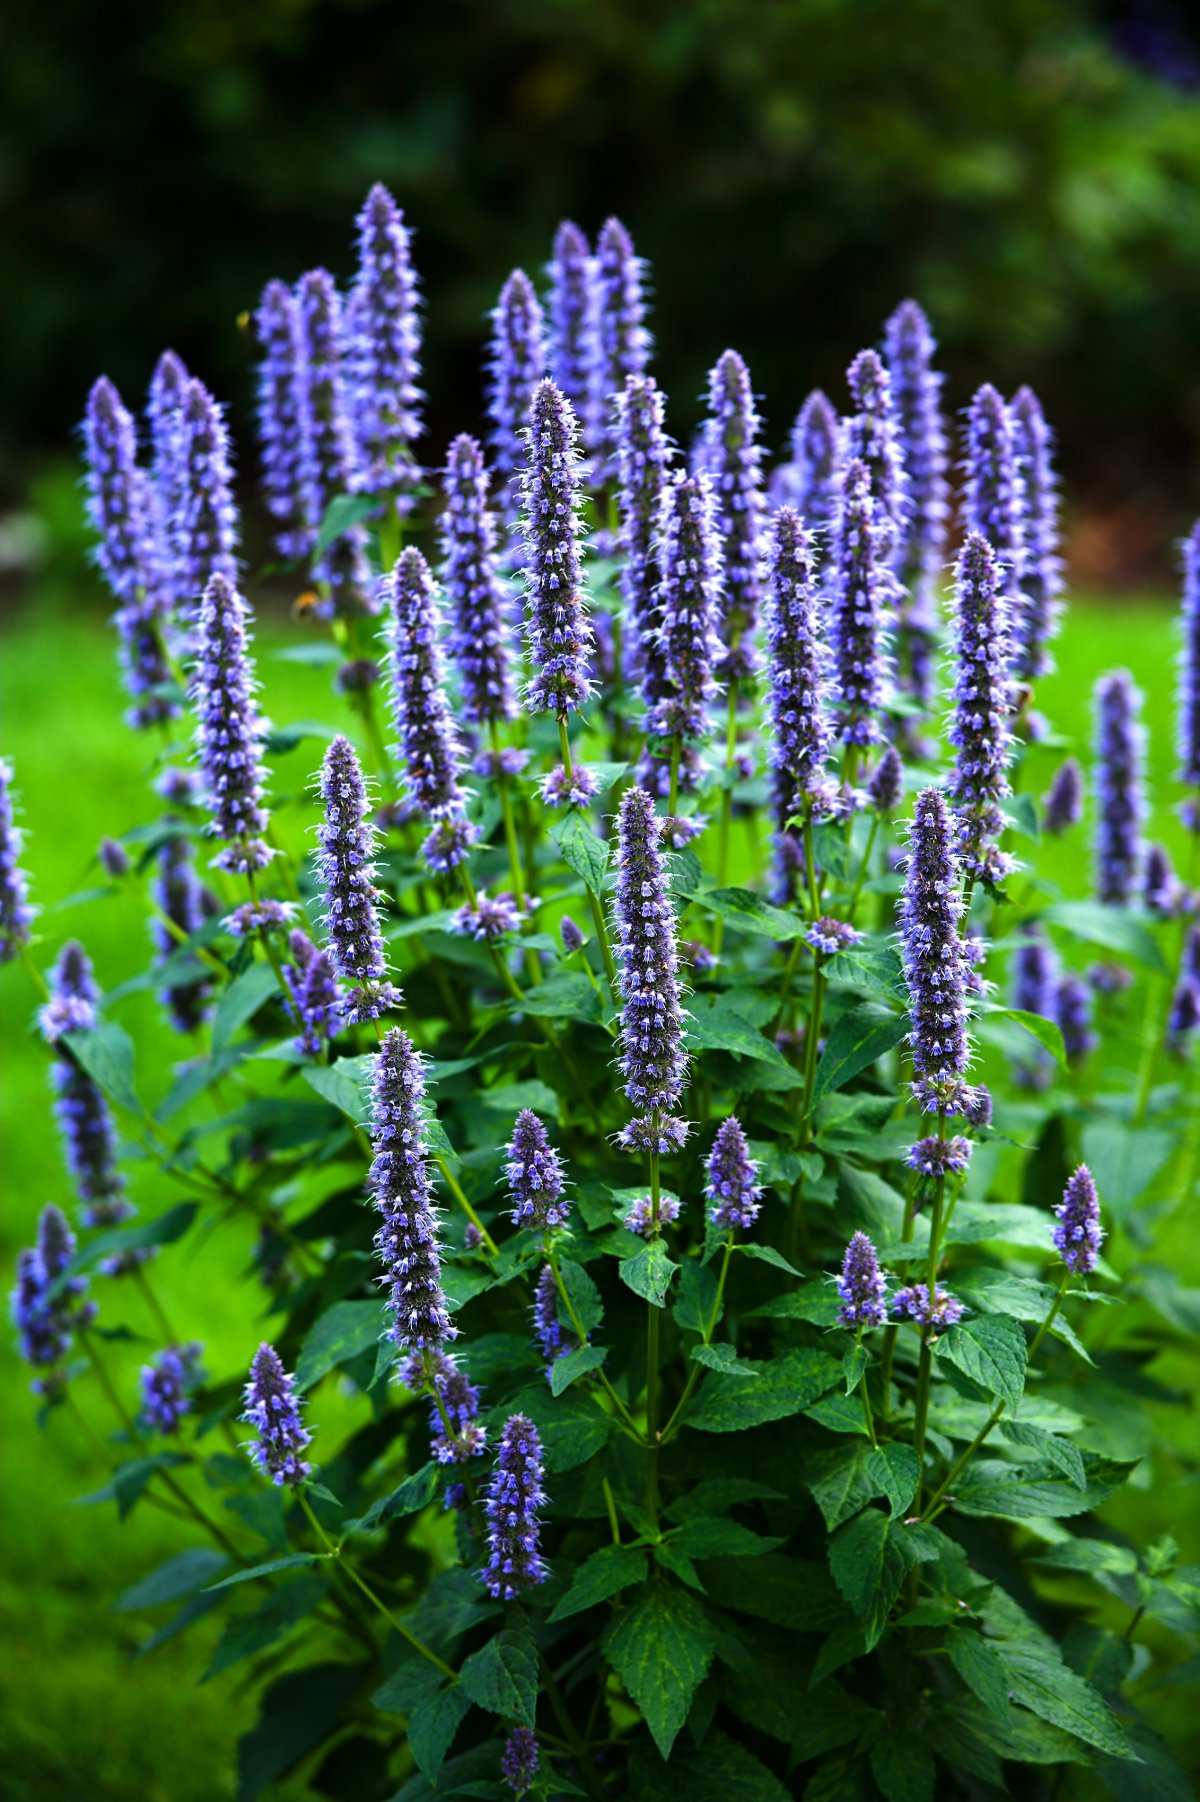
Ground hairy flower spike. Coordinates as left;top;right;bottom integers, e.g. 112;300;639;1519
346;183;424;498
402;1349;486;1466
807;917;864;955
947;531;1015;882
614;787;688;1120
843;348;907;558
1094;670;1145;905
501;1726;540;1796
962;384;1024;619
506;1109;570;1230
905;1136;972;1178
764;506;835;831
152;835;215;1033
1143;844;1177;917
616;375;673;705
0;759;34;961
1043;757;1083;834
533;1263;575;1372
175;378;240;617
885;301;949;706
294;269;371;611
12;1205;95;1393
317;736;401;1021
253;280;309;559
243;1343;312;1488
384;548;476;869
519;380;594;716
701;350;765;678
45;942;131;1228
589;217;651;480
837;1231;889;1329
830;459;893;746
147;350;190;607
482;1413;549;1599
440;434;516;725
546;221;595;419
141;1346;196;1435
1010;386;1064;680
452;889;525;942
892;1283;964;1328
1054;1164;1103;1274
868;745;904;813
648;472;723;758
1178;520;1200;808
1055;973;1097;1067
774;390;839;537
192;572;273;872
898;788;969;1083
283;929;342;1058
83;376;157;606
706;1116;762;1231
487;270;547;494
1012;925;1057;1090
369;1029;453;1350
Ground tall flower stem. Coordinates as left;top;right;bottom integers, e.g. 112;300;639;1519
856;1326;879;1449
489;722;526;905
544;1233;642;1438
845;815;881;924
645;1134;662;1517
712;681;741;956
1134;833;1199;1124
911;1115;948;1505
436;1155;498;1256
555;712;618;994
661;1234;734;1441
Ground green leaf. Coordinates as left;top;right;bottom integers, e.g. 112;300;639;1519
303;1057;371;1122
237;1662;361;1802
953;1457;1137;1520
604;1580;715;1758
806;1441;875;1530
699;1554;846;1631
549;1343;608;1396
691;1342;757;1378
548;1546;649;1622
1035;1538;1139;1578
516;970;603;1023
812;1003;907;1102
556;1256;605;1333
735;1243;801;1276
671;1519;781;1559
999;1645;1131;1756
510;1384;612;1471
74;1202;197;1273
406;1684;472;1784
212;963;280;1050
998;1420;1086;1490
550;810;610;891
985;1006;1067;1068
828;1509;918;1650
674;1257;719;1334
948;1631;1012;1717
870;1730;935;1802
207;1553;325;1591
866;1445;920;1519
351;1463;440;1532
63;1022;140;1113
934;1315;1027;1412
842;1345;869;1394
691;886;806;940
1043;900;1166;972
683;1347;840;1433
295;1300;386;1392
620;1239;679;1308
315;491;377;556
205;1574;329;1680
629;1728;792;1802
118;1548;228;1611
1081;1118;1174;1218
790;1685;876;1764
685;1002;803;1080
459;1622;538;1726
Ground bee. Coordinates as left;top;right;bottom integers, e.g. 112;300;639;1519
292;590;322;620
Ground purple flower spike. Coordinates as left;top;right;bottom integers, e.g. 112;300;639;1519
192;572;273;873
83;376;157;606
1054;1164;1103;1274
540;763;598;808
836;1231;889;1330
294;269;371;611
317;735;402;1022
868;746;904;813
452;889;526;942
898;788;969;1084
1012;924;1057;1091
830;459;893;747
481;1412;549;1599
1144;844;1177;917
885;301;949;707
891;1283;964;1329
487;269;547;495
1043;758;1084;834
1055;973;1096;1067
283;929;343;1059
774;390;839;537
614;787;688;1121
589;217;651;481
1010;387;1064;681
546;221;595;419
519;379;594;717
560;915;585;954
402;1348;486;1466
624;1193;681;1235
99;838;129;879
440;434;516;726
947;531;1015;883
12;1205;95;1394
962;384;1024;617
501;1726;540;1796
706;1116;762;1231
506;1108;570;1231
1179;520;1200;808
843;348;907;559
616;374;673;706
175;378;240;617
152;835;215;1034
141;1346;195;1435
533;1263;577;1373
45;942;132;1228
648;471;723;759
147;350;190;606
383;548;475;863
806;917;864;956
0;759;34;961
243;1343;312;1488
253;280;309;559
369;1028;454;1351
700;350;765;678
346;183;424;499
905;1135;972;1178
1168;977;1200;1050
1094;669;1145;905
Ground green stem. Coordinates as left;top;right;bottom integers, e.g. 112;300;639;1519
856;1327;879;1449
544;1234;642;1437
845;814;881;924
436;1155;499;1256
713;681;740;955
601;1477;621;1546
661;1235;734;1441
645;1139;662;1518
584;887;618;1000
489;722;526;907
911;1119;948;1506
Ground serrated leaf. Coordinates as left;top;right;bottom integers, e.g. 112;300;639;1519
620;1239;679;1308
999;1645;1130;1756
510;1384;612;1471
691;1342;757;1378
550;809;610;891
1080;1118;1174;1218
866;1445;920;1518
208;1552;325;1591
805;1441;874;1530
303;1057;371;1122
674;1256;719;1334
556;1256;604;1334
953;1457;1137;1520
118;1548;228;1611
701;1554;846;1631
295;1300;386;1392
998;1420;1086;1490
548;1546;649;1622
406;1684;472;1784
549;1343;608;1396
692;886;807;941
984;1006;1066;1068
685;1002;802;1080
948;1630;1011;1717
205;1573;328;1680
604;1580;715;1758
735;1243;801;1276
828;1509;917;1649
212;963;280;1050
350;1463;440;1532
459;1623;538;1726
812;1003;907;1102
870;1729;935;1802
63;1022;140;1113
671;1519;781;1559
934;1315;1027;1412
842;1345;869;1394
1043;901;1166;972
517;971;602;1023
684;1347;840;1433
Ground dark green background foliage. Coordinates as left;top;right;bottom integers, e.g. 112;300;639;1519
4;0;1200;526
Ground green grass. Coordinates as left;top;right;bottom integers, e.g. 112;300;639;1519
0;585;1194;1797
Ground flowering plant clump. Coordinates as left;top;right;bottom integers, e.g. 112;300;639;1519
5;189;1199;1801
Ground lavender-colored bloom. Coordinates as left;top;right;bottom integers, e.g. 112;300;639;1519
243;1343;312;1488
540;763;597;808
898;788;969;1084
402;1348;486;1465
487;270;546;492
147;349;190;604
383;549;475;870
45;942;131;1227
623;1193;681;1235
764;505;836;849
174;378;239;617
141;1347;193;1434
1168;978;1200;1050
905;1135;972;1179
615;375;673;704
1186;926;1200;986
891;1283;964;1328
962;384;1024;618
946;531;1015;882
1178;520;1200;802
368;1028;454;1351
648;472;723;756
83;376;157;606
1054;1164;1103;1274
1143;844;1176;917
0;759;33;961
533;1263;576;1371
283;929;342;1058
1055;973;1097;1067
440;434;516;726
294;269;371;610
157;765;201;807
774;390;839;537
807;917;864;956
961;1083;993;1129
560;915;585;954
481;1413;549;1599
152;834;214;1034
253;280;309;559
519;380;594;717
660;815;708;851
868;746;904;813
1012;924;1057;1091
617;1114;689;1156
700;350;764;678
452;889;526;943
589;218;651;480
1010;387;1064;681
842;349;907;558
682;937;718;971
506;1109;570;1230
546;221;595;418
192;572;273;873
1094;669;1145;905
1043;758;1084;834
885;301;949;703
473;746;530;780
98;838;129;879
316;735;402;1020
11;1205;95;1392
346;183;423;497
705;1116;761;1232
1089;960;1134;996
501;1726;540;1796
829;459;893;746
226;898;297;939
836;1232;888;1330
613;787;688;1121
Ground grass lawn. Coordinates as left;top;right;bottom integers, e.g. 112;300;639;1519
0;577;1195;1799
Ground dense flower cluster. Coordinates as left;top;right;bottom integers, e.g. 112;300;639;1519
764;507;835;841
175;378;240;616
898;788;969;1085
403;1349;486;1466
501;1727;540;1796
962;383;1024;621
253;280;309;559
316;735;402;1020
141;1346;196;1435
294;269;371;610
842;348;907;556
1054;1164;1104;1274
1043;757;1083;834
1010;386;1064;681
613;787;688;1128
242;1343;312;1489
345;182;424;498
1178;519;1200;811
506;1109;570;1230
705;1116;762;1231
892;1283;965;1328
283;930;342;1058
773;390;839;536
829;458;892;747
884;300;949;706
488;270;546;493
946;532;1014;881
481;1413;549;1599
546;220;595;420
384;548;476;868
648;472;723;761
440;434;516;726
700;350;764;678
533;1263;576;1372
192;573;273;873
368;1029;454;1351
836;1231;888;1329
1094;670;1145;905
616;374;673;705
11;1205;95;1394
519;380;594;716
0;759;34;961
589;217;651;479
45;942;132;1230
